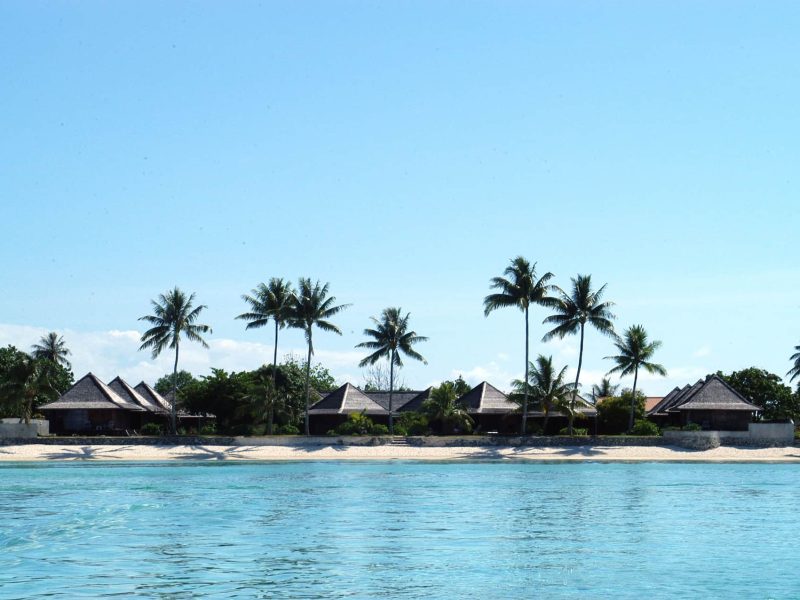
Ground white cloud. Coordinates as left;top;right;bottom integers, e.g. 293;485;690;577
692;345;712;358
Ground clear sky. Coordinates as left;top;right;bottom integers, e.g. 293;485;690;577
1;1;798;395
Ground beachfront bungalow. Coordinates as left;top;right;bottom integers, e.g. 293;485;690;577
108;376;169;426
40;373;146;434
646;374;761;430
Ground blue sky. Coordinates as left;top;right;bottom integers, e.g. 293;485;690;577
1;1;798;395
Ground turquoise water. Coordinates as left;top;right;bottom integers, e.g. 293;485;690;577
1;461;799;599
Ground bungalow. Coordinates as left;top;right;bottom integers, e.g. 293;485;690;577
646;374;761;431
40;372;146;434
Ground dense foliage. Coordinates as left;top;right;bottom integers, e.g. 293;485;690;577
329;412;389;436
596;390;646;435
0;345;73;421
717;367;799;421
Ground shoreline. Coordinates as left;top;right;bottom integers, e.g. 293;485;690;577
1;443;799;463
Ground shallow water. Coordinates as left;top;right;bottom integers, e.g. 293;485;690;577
0;461;798;599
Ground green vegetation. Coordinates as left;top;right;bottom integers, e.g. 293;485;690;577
511;355;573;434
0;344;73;422
139;287;212;434
629;419;660;436
605;324;667;431
591;378;619;403
140;422;163;435
31;332;72;369
543;274;616;434
423;381;473;434
289;278;349;435
789;345;800;382
357;307;427;434
558;426;588;436
237;278;295;435
596;390;646;435
484;256;555;434
330;412;388;436
717;367;799;421
393;411;430;436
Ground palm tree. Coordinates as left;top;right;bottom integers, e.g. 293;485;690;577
139;288;211;434
31;332;72;369
356;307;427;435
543;274;616;434
591;378;619;403
484;257;555;434
289;278;349;435
512;355;573;434
422;381;473;434
237;278;295;434
605;324;667;431
788;345;800;382
0;355;58;424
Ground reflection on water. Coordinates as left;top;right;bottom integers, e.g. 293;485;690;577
1;461;799;599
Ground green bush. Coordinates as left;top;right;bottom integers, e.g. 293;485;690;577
525;422;543;436
629;420;660;436
276;423;300;435
334;412;387;435
199;423;217;435
683;422;702;431
140;422;163;436
394;412;430;436
596;390;646;435
558;426;588;436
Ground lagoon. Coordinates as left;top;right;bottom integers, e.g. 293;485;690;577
1;461;799;599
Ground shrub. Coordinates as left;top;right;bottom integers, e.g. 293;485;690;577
334;412;387;435
276;423;300;435
525;422;543;436
140;422;163;436
394;412;430;436
199;423;217;435
371;423;389;435
558;426;588;436
629;420;660;436
596;390;646;435
683;423;702;431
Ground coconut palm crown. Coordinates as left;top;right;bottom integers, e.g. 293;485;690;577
591;378;619;403
139;287;211;434
543;274;616;434
237;278;295;434
356;307;428;434
511;354;574;434
788;345;800;382
605;324;667;431
483;256;555;434
31;332;72;370
289;278;350;435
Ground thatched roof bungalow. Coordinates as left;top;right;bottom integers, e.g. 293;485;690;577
647;374;761;430
40;373;146;434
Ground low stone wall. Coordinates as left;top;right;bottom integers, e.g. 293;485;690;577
0;436;236;446
240;435;668;447
747;422;795;445
664;424;796;449
0;419;49;437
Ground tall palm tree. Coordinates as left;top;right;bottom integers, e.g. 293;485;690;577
591;378;619;403
237;278;295;434
605;324;667;431
484;257;555;434
289;278;349;435
139;288;211;434
788;345;800;382
356;307;428;435
0;355;58;424
543;274;616;434
512;355;574;434
31;332;72;370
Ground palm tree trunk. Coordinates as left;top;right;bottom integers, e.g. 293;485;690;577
389;351;395;435
269;320;279;436
303;332;312;436
542;406;549;434
628;367;639;431
171;343;179;435
569;323;585;435
522;306;529;435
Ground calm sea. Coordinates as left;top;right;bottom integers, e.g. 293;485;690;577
1;461;798;599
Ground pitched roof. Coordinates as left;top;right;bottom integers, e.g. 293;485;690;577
395;388;433;412
40;373;145;412
527;392;598;417
675;375;762;411
644;396;663;412
308;383;386;415
458;382;518;414
647;382;700;416
134;381;172;412
109;377;166;414
366;390;429;412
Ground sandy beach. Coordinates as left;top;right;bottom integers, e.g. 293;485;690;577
1;443;799;462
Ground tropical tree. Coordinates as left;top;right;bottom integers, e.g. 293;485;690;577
604;324;667;431
484;257;555;434
31;332;72;369
789;345;800;382
139;287;212;434
543;274;616;434
356;307;427;434
422;381;473;435
591;378;619;404
237;278;295;434
289;278;349;435
511;355;573;434
0;354;59;423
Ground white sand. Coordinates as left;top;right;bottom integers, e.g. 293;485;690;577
1;443;799;462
